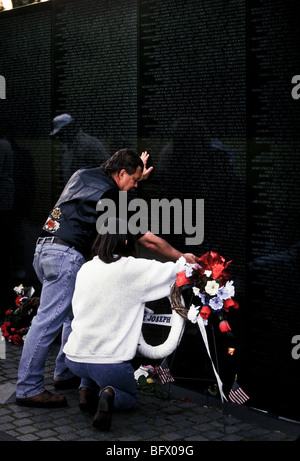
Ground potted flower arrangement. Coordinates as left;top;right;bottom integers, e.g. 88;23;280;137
1;284;39;345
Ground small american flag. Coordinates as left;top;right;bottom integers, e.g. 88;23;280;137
155;361;175;384
229;380;250;405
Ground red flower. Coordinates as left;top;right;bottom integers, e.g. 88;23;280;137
200;305;211;320
198;251;232;280
232;300;239;309
224;299;234;311
176;271;190;287
1;321;11;331
218;272;232;286
219;320;231;333
2;329;9;338
5;309;12;315
15;296;22;307
12;334;23;346
224;299;239;311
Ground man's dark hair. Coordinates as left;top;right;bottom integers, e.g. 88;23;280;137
102;148;143;176
92;218;136;263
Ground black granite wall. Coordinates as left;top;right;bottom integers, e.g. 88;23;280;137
0;0;299;419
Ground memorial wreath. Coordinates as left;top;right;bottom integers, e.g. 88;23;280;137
137;251;240;402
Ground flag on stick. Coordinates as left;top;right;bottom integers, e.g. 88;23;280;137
155;360;175;384
229;379;250;404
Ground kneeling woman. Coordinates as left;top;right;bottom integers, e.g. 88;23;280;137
63;218;187;431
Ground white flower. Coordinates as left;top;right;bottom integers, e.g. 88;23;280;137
218;280;235;300
14;284;24;295
187;304;200;324
204;270;212;277
192;286;200;296
205;280;219;296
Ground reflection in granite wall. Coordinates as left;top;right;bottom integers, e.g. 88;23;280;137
137;0;247;406
246;0;300;417
0;3;52;308
51;0;138;196
0;0;299;419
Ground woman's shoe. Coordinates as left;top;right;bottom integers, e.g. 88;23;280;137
92;387;115;431
78;387;99;414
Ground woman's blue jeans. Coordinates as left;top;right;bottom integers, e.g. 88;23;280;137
65;358;137;411
16;242;85;399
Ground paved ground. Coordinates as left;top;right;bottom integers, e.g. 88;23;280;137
0;341;299;444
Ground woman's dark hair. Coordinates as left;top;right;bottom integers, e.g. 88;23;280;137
92;218;136;263
102;148;143;176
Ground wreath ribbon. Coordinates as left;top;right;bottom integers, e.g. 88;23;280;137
196;315;227;403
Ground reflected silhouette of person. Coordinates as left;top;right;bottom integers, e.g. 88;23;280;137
50;113;110;183
157;117;245;263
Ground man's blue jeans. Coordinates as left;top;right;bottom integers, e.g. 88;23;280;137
65;358;137;411
16;242;85;399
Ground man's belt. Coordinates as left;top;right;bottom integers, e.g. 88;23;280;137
36;236;71;247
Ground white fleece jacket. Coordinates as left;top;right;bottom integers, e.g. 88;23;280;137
64;255;186;363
